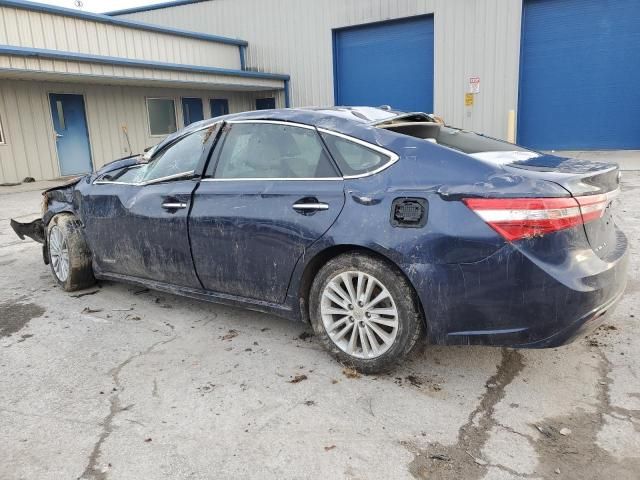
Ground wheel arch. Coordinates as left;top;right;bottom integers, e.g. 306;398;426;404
43;208;77;227
296;244;427;332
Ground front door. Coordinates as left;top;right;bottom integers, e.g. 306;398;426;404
49;93;93;176
80;125;219;288
190;121;345;304
182;97;204;126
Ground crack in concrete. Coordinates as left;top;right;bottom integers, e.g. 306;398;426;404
406;348;525;479
527;347;640;479
79;337;176;480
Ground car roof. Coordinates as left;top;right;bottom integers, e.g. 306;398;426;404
146;107;429;158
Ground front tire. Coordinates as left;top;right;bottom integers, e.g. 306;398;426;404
309;252;424;373
47;213;95;292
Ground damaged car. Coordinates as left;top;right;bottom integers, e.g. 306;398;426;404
11;107;628;373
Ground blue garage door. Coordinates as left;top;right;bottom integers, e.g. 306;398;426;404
519;0;640;150
334;16;434;112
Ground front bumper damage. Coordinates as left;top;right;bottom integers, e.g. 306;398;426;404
10;218;45;244
10;217;49;264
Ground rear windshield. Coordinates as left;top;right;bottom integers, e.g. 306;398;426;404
378;121;540;164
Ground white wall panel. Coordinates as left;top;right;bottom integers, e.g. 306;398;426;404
0;5;241;69
0;54;284;90
121;0;523;138
0;79;281;182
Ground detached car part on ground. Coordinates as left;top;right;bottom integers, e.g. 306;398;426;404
11;107;628;373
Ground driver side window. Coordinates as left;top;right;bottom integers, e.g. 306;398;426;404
142;126;215;182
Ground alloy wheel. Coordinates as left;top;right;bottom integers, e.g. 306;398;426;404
320;271;399;359
49;225;70;282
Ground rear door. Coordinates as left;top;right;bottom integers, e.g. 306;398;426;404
189;120;345;304
81;125;219;287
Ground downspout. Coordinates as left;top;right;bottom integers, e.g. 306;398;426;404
239;45;246;70
284;79;291;108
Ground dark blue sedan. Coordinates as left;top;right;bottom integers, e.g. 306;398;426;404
11;107;628;372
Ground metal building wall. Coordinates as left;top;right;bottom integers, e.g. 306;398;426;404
0;80;280;182
0;4;241;70
119;0;523;139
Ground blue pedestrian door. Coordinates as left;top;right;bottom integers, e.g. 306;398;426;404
333;16;434;112
518;0;640;149
49;93;92;176
182;97;204;125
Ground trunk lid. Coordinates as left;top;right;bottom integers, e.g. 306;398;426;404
504;154;621;259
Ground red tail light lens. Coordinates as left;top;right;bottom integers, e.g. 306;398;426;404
463;192;616;241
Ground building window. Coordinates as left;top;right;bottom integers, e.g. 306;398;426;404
255;97;276;110
210;98;229;117
0;114;5;144
147;98;177;136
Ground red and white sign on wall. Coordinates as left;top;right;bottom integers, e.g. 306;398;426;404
469;76;480;94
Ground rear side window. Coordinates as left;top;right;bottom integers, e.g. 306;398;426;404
213;123;338;179
320;132;392;176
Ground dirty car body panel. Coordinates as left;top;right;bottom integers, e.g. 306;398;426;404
11;107;628;349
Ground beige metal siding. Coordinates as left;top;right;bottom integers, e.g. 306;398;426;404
0;54;285;90
0;5;241;69
121;0;523;139
0;79;281;183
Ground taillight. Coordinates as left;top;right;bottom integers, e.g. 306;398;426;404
463;192;616;241
575;193;610;223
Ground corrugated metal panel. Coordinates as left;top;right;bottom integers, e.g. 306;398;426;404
0;54;285;90
120;0;522;139
0;79;281;182
519;0;640;149
0;5;240;69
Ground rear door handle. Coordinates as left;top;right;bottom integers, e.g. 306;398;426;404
292;202;329;211
162;202;187;210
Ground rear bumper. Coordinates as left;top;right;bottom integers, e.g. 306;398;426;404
405;229;629;347
514;286;625;348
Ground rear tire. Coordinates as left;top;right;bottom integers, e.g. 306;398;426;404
47;213;95;292
309;252;424;374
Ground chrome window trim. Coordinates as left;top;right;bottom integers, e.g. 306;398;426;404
205;121;398;181
226;119;316;130
316;128;399;179
202;177;342;182
94;170;195;186
207;119;339;181
144;121;222;160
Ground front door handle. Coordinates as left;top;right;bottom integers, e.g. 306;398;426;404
292;202;329;211
162;202;187;210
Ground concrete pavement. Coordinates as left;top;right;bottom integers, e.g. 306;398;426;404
0;174;638;480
